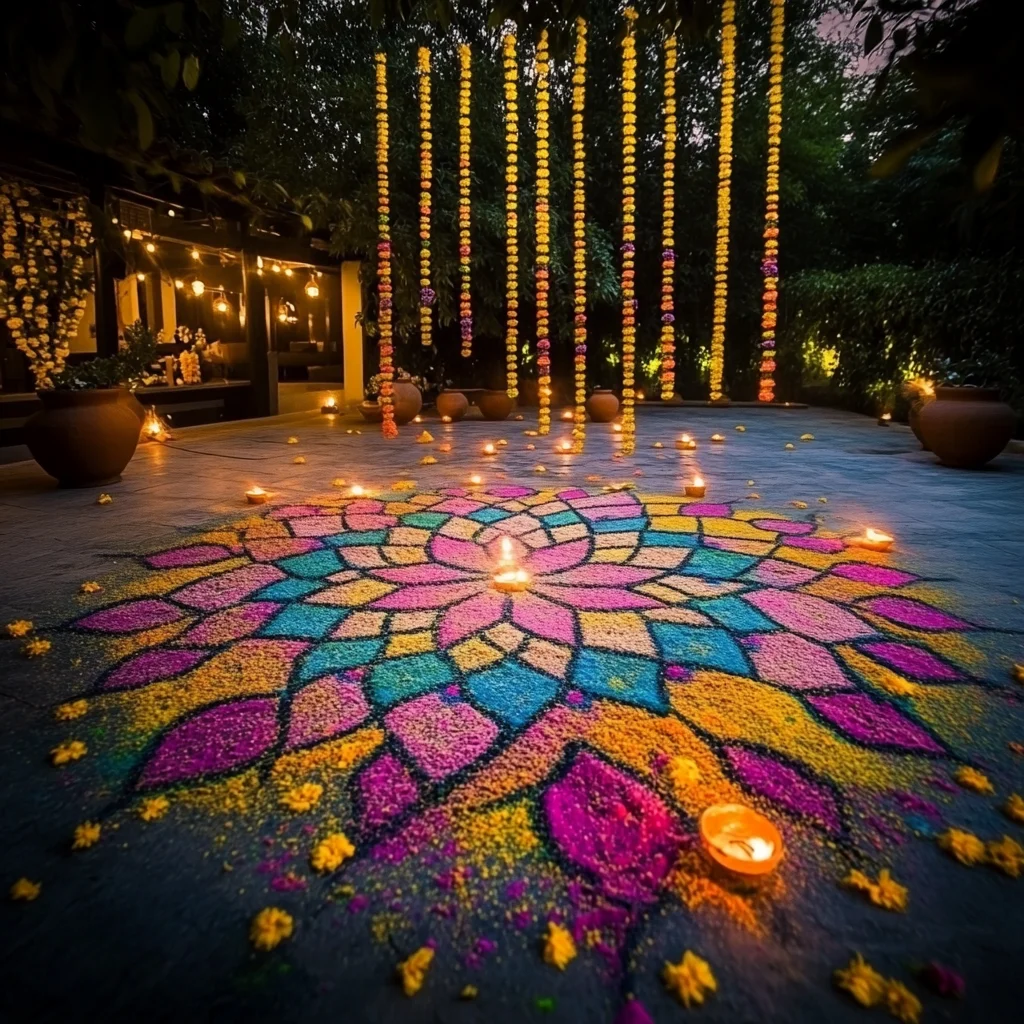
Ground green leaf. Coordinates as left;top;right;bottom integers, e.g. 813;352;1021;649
161;49;181;89
126;90;154;150
182;54;200;90
299;214;313;231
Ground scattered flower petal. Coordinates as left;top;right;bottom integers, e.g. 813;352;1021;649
311;833;355;873
416;430;434;443
250;907;294;950
6;620;33;638
293;456;306;464
834;953;887;1008
287;436;299;444
397;946;434;996
96;493;113;505
542;923;576;970
919;961;965;999
23;638;51;657
938;828;986;866
10;878;41;901
842;868;908;912
51;740;87;765
79;581;103;594
954;765;994;795
663;950;717;1008
1003;793;1024;824
55;700;87;721
420;456;437;465
139;796;170;821
986;835;1024;877
280;782;323;813
72;822;101;850
885;980;922;1024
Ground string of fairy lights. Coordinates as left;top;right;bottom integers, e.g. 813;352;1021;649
370;4;785;437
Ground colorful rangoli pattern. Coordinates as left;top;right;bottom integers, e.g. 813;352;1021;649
46;485;1012;999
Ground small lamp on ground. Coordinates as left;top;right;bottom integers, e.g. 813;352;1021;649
685;476;706;498
848;528;894;553
246;486;270;505
699;803;784;881
676;433;697;451
491;537;530;593
321;396;339;415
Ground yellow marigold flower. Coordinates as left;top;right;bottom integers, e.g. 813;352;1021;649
419;456;437;465
55;699;88;720
280;782;323;813
885;980;922;1024
789;499;807;508
415;430;433;443
391;480;416;491
834;953;886;1008
79;581;102;594
954;765;994;794
844;868;908;912
51;740;87;765
1011;663;1024;684
331;477;346;487
1003;793;1024;824
735;424;746;432
310;833;355;874
663;950;717;1008
938;828;987;866
397;946;434;996
667;756;701;790
542;922;577;970
23;638;51;658
96;493;113;505
10;878;41;901
460;984;478;1000
6;619;33;638
785;443;795;450
139;795;170;821
986;835;1024;878
250;907;294;951
293;456;306;464
287;436;299;444
72;822;101;850
800;433;815;441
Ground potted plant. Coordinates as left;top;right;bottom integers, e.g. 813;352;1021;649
361;367;424;425
24;321;159;487
902;377;935;449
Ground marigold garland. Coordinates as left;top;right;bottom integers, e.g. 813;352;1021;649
503;31;519;400
620;8;639;453
570;19;588;448
710;0;736;403
417;47;433;348
535;30;552;436
660;33;678;401
374;53;397;438
759;0;785;402
458;44;473;358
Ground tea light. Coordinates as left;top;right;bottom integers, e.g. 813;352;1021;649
849;528;894;553
676;434;697;451
492;537;530;593
685;476;706;498
710;433;725;443
321;396;338;414
441;415;452;424
636;390;646;402
878;412;892;425
561;409;574;421
246;486;270;505
699;803;784;878
482;443;497;456
468;474;484;488
558;440;573;453
413;415;422;423
612;423;623;434
349;484;365;497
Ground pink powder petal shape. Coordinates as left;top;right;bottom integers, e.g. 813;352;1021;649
172;564;286;611
783;536;847;554
286;677;370;749
532;584;661;611
832;563;917;587
746;632;854;691
289;516;345;537
345;514;398;531
568;493;639;510
357;752;420;829
859;596;970;632
433;497;486;515
807;693;944;753
860;641;963;681
511;592;577;644
746;560;819;588
751;519;814;535
372;564;478;584
246;538;323;561
579;506;645;522
102;648;210;691
439;590;509;648
75;598;185;633
179;602;281;645
743;588;875;642
687;503;731;517
541;565;662;586
371;580;487;611
430;534;493;573
345;499;386;514
556;489;590;500
488;486;534;498
527;538;592;575
146;544;234;569
138;696;280;788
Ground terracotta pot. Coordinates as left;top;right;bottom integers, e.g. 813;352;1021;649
907;398;930;450
121;390;147;423
918;386;1015;468
392;380;423;425
359;400;384;423
587;390;620;423
436;391;469;422
477;390;514;421
25;388;141;487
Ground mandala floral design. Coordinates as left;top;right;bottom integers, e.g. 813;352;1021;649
59;485;996;967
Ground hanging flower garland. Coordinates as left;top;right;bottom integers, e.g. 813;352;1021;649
759;0;785;403
535;30;552;436
503;31;519;400
417;47;433;348
710;0;737;403
619;8;638;454
659;34;678;402
569;19;587;449
374;53;397;438
458;44;473;359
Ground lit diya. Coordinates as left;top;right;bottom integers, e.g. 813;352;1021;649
441;415;452;424
710;433;725;443
878;412;892;425
557;440;573;453
699;803;784;878
676;433;697;451
612;423;623;434
561;409;574;421
685;476;706;498
245;486;270;505
491;537;530;593
468;474;484;488
348;484;366;497
849;527;894;553
481;443;497;456
321;396;338;414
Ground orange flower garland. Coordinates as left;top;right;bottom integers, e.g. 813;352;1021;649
503;32;519;400
620;8;639;454
374;53;397;438
710;0;736;403
535;30;552;437
458;44;473;359
417;47;433;348
570;19;587;449
759;0;785;403
660;33;678;402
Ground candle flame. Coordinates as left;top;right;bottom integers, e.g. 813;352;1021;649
865;528;892;542
693;476;704;488
247;486;265;496
350;485;364;497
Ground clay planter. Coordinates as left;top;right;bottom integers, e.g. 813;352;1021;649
392;380;423;425
359;400;384;423
25;388;141;487
918;386;1015;468
907;398;931;450
587;390;620;423
477;390;514;421
121;390;147;424
436;391;469;422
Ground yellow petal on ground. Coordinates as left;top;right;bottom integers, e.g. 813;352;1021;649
397;947;434;996
542;923;577;970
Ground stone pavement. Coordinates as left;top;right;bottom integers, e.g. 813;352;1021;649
1;404;1023;1024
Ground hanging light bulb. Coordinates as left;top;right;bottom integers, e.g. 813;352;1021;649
174;279;184;290
271;263;281;273
257;256;264;269
190;248;201;261
145;242;156;253
214;298;229;314
136;272;146;282
167;208;176;217
122;228;132;240
284;267;294;277
191;279;206;297
305;279;320;299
